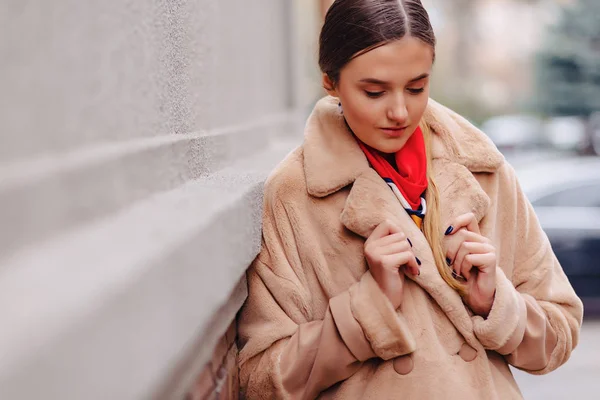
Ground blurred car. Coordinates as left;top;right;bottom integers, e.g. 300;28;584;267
544;116;587;152
516;156;600;314
481;114;546;152
591;112;600;156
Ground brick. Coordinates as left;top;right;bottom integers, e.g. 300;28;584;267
216;344;239;400
210;336;229;378
224;320;237;349
186;318;241;399
187;363;215;400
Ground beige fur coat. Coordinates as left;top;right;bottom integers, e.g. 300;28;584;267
237;96;583;399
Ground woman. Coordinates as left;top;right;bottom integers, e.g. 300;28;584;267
238;1;583;399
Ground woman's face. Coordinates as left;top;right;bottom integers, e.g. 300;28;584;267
325;37;434;154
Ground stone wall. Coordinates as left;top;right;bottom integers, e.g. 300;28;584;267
0;1;319;399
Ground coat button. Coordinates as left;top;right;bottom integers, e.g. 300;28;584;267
458;343;477;362
393;354;414;375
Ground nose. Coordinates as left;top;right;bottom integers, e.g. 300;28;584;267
386;95;408;126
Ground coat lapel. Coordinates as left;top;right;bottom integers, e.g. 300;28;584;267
339;165;486;346
303;96;505;346
434;158;492;228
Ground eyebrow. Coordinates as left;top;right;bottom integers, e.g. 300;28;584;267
359;73;430;85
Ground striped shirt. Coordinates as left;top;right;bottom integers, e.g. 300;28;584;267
383;177;427;230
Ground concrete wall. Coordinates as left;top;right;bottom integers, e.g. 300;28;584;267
0;1;313;399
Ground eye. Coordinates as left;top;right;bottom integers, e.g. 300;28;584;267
365;90;384;98
407;87;425;95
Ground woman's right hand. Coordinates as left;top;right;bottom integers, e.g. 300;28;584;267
364;220;421;309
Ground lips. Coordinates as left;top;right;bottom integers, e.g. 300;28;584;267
380;126;408;138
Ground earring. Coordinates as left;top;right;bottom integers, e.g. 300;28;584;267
338;101;343;115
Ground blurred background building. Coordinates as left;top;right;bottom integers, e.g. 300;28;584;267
1;1;599;399
425;0;566;118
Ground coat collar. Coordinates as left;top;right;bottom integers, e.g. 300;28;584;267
303;96;504;198
339;167;485;346
303;96;505;345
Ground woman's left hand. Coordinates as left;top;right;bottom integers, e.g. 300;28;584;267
445;213;497;318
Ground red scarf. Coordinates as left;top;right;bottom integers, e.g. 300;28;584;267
356;126;428;210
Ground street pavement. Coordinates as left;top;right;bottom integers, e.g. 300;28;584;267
513;318;600;399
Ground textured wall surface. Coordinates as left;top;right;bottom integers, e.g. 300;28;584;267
0;1;306;399
0;0;290;161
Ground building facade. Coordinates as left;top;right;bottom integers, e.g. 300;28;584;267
0;1;320;399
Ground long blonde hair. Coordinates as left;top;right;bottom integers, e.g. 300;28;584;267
420;121;467;297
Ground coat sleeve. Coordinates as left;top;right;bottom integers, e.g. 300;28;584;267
471;163;584;374
237;194;416;400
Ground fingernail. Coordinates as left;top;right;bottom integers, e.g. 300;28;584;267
407;238;413;247
446;257;452;266
416;257;422;266
445;226;454;235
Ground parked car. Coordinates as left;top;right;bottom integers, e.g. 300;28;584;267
480;114;546;153
515;156;600;314
591;112;600;155
544;116;587;152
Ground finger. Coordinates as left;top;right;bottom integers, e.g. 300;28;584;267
376;231;407;247
378;241;412;256
460;230;490;243
445;230;475;260
461;251;496;281
368;219;402;242
397;266;407;283
381;252;410;270
445;230;489;265
459;255;474;281
404;255;421;276
445;240;459;268
454;242;492;279
447;213;480;235
445;229;467;264
452;241;471;277
465;253;496;273
382;252;419;276
461;241;493;255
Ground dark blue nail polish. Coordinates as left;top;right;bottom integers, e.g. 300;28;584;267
407;238;413;247
416;257;422;266
445;226;454;235
446;257;452;265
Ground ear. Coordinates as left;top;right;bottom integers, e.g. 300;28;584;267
322;73;338;97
